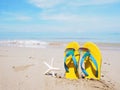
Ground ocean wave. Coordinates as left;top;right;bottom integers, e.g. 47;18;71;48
0;40;48;48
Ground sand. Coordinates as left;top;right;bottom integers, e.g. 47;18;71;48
0;42;120;90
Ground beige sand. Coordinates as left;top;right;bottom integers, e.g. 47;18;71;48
0;42;120;90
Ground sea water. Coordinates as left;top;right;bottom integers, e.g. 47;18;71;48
0;31;119;43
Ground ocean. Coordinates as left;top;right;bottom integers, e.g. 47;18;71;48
0;31;119;43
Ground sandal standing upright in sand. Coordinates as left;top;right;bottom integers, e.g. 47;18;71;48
80;42;102;80
64;41;80;79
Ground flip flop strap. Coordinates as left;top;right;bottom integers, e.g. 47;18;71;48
80;51;98;77
64;50;78;73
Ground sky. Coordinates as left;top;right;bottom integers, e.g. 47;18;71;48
0;0;120;33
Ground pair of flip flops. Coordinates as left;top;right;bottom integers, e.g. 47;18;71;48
64;41;102;80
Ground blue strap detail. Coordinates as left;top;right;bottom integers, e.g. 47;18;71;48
80;51;98;77
64;50;78;73
80;52;89;76
64;57;69;72
90;54;98;77
72;55;78;71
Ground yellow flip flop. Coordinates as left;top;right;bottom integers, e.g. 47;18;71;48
80;42;102;80
64;41;80;79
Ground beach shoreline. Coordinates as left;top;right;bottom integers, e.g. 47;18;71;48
0;41;120;90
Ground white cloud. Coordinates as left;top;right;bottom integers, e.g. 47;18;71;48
1;1;119;33
1;12;32;21
28;0;120;24
3;16;32;21
40;13;77;21
39;12;102;22
29;0;64;8
38;12;120;32
28;0;119;9
1;13;120;33
69;0;119;7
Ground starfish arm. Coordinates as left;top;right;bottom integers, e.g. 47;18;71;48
43;61;52;69
52;67;60;70
43;58;61;76
44;69;50;74
51;58;54;66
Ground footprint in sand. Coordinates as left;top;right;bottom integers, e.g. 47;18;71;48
12;64;34;72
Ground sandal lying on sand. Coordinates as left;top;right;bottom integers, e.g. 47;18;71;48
80;42;102;80
64;41;80;79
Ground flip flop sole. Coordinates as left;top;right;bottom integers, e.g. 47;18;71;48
64;41;80;79
83;42;102;80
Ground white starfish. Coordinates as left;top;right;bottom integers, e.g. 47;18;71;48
43;58;60;77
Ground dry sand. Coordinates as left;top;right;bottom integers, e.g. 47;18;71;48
0;42;120;90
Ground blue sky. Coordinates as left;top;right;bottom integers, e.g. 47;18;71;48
0;0;120;33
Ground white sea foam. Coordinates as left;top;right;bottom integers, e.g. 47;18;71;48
0;40;48;48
